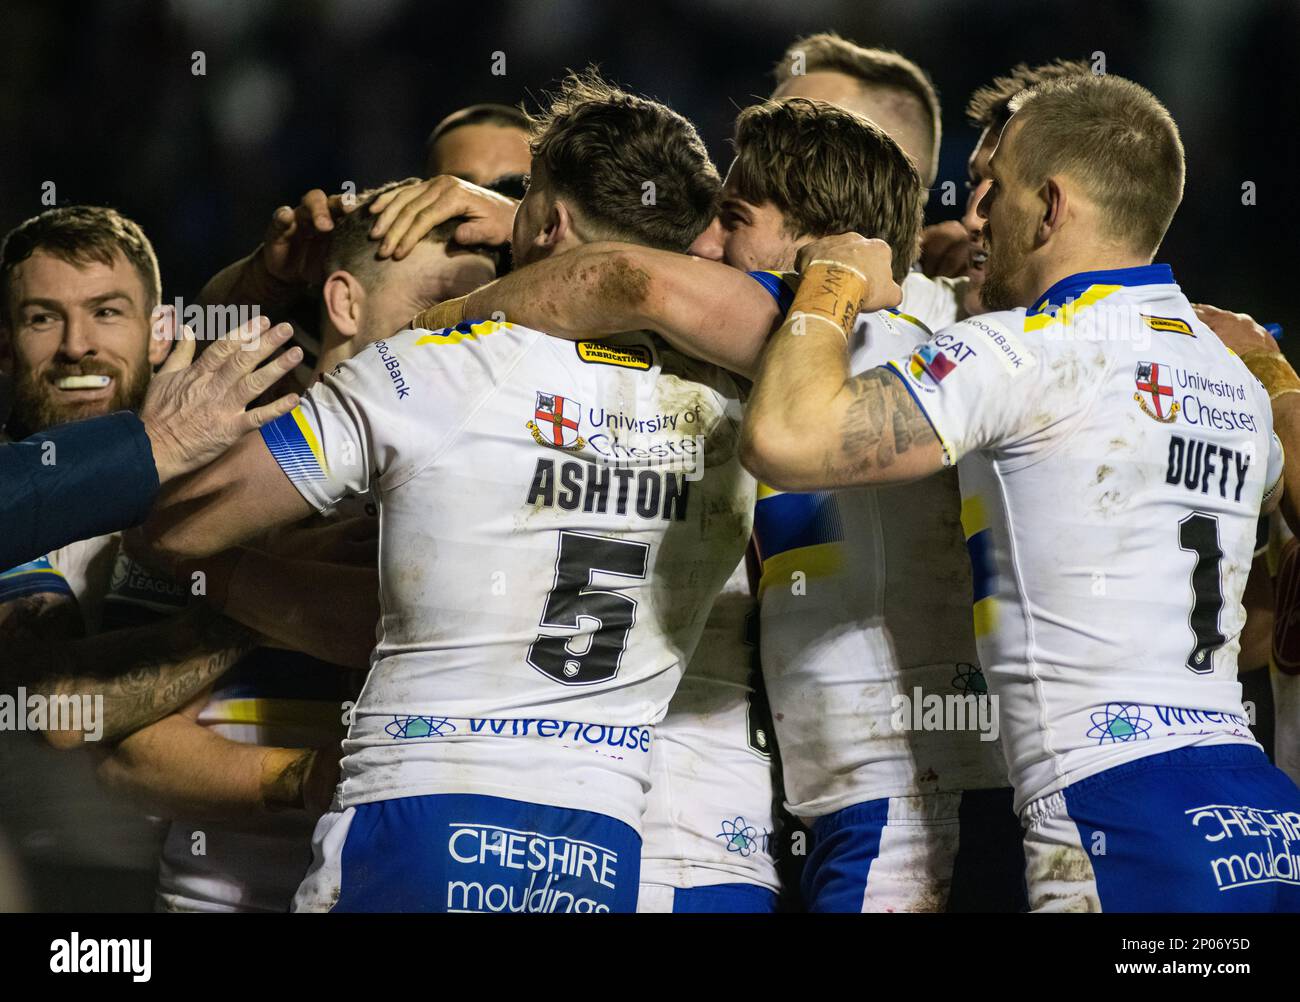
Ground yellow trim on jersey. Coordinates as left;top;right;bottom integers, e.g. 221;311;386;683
972;598;997;639
290;406;330;477
757;543;843;597
961;495;997;639
203;698;345;731
960;495;988;538
414;320;511;347
0;567;66;581
1023;284;1121;333
756;482;783;501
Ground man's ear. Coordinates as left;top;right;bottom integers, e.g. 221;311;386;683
534;199;574;253
1038;176;1068;244
322;270;366;338
147;305;174;367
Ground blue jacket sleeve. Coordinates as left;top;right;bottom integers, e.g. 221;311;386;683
0;411;160;568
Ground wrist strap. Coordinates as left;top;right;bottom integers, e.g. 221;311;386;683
410;295;468;332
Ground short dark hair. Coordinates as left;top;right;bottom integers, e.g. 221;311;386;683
0;205;161;325
528;68;720;252
1006;74;1185;257
730;99;922;282
966;58;1094;131
773;33;941;184
425;103;530;160
325;178;480;286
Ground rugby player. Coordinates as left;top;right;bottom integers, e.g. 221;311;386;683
740;73;1300;911
0;206;298;905
922;59;1092;318
136;70;769;914
0;207;284;732
424;103;531;195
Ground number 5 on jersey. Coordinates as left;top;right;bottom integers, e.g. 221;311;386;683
528;530;650;685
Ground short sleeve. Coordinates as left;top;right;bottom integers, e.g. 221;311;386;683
0;555;73;602
881;312;1045;466
260;323;527;510
747;270;798;313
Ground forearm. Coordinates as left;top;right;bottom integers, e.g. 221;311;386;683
218;549;378;668
30;605;256;748
413;243;779;377
98;714;322;826
142;429;314;563
743;265;863;488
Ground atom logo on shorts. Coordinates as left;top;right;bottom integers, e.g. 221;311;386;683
1087;702;1153;743
1134;361;1179;423
527;391;587;451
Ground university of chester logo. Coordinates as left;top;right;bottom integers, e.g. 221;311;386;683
527;392;587;452
1134;361;1179;423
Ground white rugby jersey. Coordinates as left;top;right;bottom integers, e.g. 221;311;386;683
260;320;752;830
759;308;1009;820
885;264;1282;812
901;271;967;332
639;559;778;892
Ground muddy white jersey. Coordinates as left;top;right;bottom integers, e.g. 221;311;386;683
759;308;1009;820
261;321;752;830
886;265;1283;812
639;559;778;891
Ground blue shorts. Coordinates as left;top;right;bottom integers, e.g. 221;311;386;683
638;882;778;913
803;789;1026;913
295;793;641;913
1026;744;1300;912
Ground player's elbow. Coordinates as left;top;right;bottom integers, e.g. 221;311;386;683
739;413;811;492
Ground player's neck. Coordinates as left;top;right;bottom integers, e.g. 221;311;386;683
1028;247;1151;308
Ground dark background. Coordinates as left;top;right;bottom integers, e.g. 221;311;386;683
0;0;1297;911
1;0;1297;338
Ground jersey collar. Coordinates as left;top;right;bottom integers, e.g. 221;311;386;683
1027;263;1175;316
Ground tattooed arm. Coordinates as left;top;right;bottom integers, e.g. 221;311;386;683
742;234;944;491
14;603;257;749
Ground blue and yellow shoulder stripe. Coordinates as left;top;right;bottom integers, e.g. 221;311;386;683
261;405;329;482
414;319;512;347
0;556;73;603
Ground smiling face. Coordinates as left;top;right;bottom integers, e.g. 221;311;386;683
3;248;165;434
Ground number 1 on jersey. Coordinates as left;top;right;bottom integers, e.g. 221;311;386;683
1178;511;1226;674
